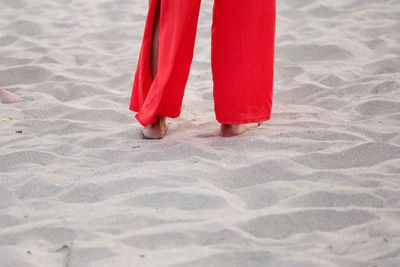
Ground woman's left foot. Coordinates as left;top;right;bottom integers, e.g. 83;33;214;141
0;88;23;104
220;122;263;137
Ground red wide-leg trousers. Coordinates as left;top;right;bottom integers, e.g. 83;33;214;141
130;0;276;127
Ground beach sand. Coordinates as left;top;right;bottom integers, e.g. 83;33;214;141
1;0;400;266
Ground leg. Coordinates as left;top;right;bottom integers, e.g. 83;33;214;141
142;0;168;139
0;88;23;104
150;0;160;80
211;0;276;136
130;0;202;137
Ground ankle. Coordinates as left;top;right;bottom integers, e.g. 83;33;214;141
155;115;166;124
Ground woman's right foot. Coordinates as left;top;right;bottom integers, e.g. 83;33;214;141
142;115;168;139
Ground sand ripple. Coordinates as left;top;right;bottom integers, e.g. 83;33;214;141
1;0;399;266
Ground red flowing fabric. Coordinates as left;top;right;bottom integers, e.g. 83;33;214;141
130;0;276;127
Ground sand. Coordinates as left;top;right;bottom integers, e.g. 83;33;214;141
1;0;400;266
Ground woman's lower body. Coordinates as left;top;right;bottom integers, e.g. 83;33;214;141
130;0;276;137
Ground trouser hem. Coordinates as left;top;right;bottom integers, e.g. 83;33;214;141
216;115;271;125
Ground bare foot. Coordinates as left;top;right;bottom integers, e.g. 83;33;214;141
0;88;23;104
220;122;263;137
142;115;168;139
